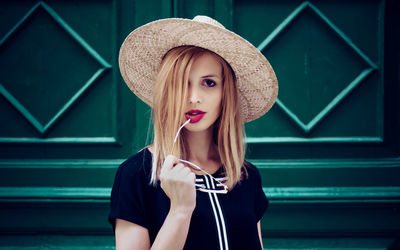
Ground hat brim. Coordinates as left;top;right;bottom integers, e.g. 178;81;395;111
119;18;278;123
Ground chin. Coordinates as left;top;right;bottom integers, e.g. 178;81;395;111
185;125;209;133
185;122;215;133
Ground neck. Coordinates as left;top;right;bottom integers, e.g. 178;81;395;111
184;126;219;167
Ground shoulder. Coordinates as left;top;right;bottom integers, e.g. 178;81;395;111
239;160;263;187
243;160;261;179
117;148;153;181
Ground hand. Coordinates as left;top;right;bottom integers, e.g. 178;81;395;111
160;155;196;214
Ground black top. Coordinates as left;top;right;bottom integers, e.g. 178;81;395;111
108;148;268;250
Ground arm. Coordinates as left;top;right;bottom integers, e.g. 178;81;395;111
115;155;196;250
115;219;150;250
257;221;264;249
151;205;193;249
115;208;193;250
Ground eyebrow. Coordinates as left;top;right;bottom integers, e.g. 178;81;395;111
201;74;221;79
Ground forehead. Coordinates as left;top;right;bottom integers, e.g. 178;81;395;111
190;52;222;76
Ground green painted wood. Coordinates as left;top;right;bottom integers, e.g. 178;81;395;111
262;202;400;237
238;0;387;148
214;0;233;30
0;1;111;136
0;0;124;156
262;237;397;249
0;235;115;250
0;192;398;238
0;186;399;202
0;158;399;187
255;158;400;187
0;235;397;249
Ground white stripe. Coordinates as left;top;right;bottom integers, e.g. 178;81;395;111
196;177;226;182
210;176;229;250
204;176;224;250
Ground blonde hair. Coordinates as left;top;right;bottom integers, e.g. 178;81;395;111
150;46;246;189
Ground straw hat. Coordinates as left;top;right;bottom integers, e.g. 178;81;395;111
119;15;278;123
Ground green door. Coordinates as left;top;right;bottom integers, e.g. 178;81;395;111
0;0;399;249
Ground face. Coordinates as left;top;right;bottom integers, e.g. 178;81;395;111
184;52;223;132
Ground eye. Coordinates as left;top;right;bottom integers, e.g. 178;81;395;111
203;79;216;87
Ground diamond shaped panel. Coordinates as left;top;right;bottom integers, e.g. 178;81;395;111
0;2;111;135
258;2;377;133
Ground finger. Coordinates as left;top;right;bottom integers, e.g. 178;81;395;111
179;166;191;175
172;165;189;179
179;167;196;183
160;156;175;178
188;172;196;183
171;156;180;166
171;163;185;174
162;155;178;171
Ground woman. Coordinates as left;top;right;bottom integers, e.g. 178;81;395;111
109;16;278;250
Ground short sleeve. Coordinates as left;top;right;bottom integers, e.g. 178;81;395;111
108;156;150;232
253;166;269;221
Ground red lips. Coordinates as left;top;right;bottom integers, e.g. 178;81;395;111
185;110;206;123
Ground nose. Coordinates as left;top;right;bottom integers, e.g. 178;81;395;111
188;84;201;104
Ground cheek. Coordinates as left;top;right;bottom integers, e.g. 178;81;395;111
208;87;223;116
214;93;223;115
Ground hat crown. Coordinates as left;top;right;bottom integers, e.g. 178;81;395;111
192;15;225;29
